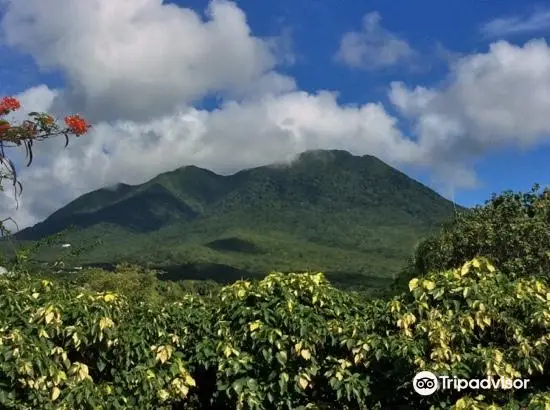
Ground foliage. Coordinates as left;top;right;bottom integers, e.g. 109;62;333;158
393;185;550;293
59;263;221;304
2;257;550;409
0;271;209;409
1;231;222;305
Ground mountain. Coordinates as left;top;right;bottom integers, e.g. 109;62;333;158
11;150;462;294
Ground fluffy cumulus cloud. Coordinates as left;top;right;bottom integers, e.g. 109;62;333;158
0;0;295;122
389;39;550;186
334;12;415;70
2;0;550;229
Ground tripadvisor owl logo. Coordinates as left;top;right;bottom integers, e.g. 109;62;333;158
413;371;439;395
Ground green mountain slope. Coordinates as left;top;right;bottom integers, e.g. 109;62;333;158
11;150;462;293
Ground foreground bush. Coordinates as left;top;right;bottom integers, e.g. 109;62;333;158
391;185;550;296
412;185;550;280
1;259;550;409
0;272;211;409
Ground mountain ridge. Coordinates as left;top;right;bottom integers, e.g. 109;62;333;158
11;149;463;294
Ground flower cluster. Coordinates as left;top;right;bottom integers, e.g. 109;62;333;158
0;96;91;138
64;114;90;136
0;96;21;115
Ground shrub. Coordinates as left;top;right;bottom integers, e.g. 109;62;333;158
2;259;550;409
391;185;550;294
0;272;212;409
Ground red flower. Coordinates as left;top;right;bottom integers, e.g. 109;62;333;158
0;96;21;113
64;114;90;136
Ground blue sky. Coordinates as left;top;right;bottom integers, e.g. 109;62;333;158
1;0;550;226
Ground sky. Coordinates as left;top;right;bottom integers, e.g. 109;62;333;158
1;0;550;229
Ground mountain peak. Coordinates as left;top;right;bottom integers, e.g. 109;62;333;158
291;149;355;165
298;148;353;158
12;152;461;293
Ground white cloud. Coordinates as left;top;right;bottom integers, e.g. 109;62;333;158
334;12;415;70
0;0;295;122
481;7;550;38
389;39;550;186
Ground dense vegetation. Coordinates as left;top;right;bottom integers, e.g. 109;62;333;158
5;149;460;294
1;185;550;409
392;184;550;294
2;255;550;409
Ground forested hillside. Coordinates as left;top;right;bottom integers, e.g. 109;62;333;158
7;149;461;294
